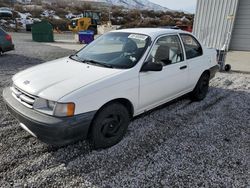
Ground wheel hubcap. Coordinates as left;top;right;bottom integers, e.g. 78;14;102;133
101;115;121;138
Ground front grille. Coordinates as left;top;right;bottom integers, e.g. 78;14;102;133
11;86;36;108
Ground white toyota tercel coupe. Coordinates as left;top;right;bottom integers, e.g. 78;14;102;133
3;28;219;148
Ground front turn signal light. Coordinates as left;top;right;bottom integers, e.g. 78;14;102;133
67;103;75;117
54;102;75;117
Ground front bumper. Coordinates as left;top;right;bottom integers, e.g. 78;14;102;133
3;87;96;146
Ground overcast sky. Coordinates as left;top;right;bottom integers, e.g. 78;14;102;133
149;0;197;13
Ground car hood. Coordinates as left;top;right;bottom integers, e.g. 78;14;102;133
13;57;124;101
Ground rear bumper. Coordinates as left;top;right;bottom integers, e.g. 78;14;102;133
3;87;96;146
2;44;14;52
209;65;220;79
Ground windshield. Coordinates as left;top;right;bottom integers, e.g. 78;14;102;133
73;32;150;69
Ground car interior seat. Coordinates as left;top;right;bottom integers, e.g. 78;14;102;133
123;39;138;55
154;45;171;66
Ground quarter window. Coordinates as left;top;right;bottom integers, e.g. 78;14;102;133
147;35;184;66
180;34;203;59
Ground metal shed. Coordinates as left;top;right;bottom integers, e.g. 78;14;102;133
193;0;250;51
230;0;250;51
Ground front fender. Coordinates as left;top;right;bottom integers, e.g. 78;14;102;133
59;70;139;115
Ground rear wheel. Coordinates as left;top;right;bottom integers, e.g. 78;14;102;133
0;49;3;56
190;72;210;101
90;103;130;149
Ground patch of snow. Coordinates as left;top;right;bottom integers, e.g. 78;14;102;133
9;23;15;28
0;19;7;24
17;12;33;28
41;10;60;20
53;15;61;20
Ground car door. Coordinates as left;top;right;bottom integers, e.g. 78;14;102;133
179;34;204;89
139;34;189;111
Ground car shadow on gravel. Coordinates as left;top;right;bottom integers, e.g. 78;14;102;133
0;74;249;187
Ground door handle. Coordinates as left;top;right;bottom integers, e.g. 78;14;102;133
180;65;187;70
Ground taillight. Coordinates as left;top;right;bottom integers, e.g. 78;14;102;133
5;34;12;41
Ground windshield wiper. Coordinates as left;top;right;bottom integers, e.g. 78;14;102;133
82;59;114;68
70;56;114;68
69;54;81;62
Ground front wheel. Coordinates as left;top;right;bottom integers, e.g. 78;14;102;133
90;103;130;149
190;73;210;101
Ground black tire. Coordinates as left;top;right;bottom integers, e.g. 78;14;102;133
91;103;130;149
224;64;231;72
190;72;210;101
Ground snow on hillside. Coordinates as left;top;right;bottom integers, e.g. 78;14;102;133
68;0;170;11
106;0;170;11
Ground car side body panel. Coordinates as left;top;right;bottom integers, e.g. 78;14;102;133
179;34;217;90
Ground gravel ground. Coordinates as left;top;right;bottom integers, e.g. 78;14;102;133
0;33;249;187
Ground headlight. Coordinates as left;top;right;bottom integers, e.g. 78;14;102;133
47;100;56;110
54;103;75;117
33;98;75;117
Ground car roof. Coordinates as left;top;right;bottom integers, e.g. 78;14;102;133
111;28;189;39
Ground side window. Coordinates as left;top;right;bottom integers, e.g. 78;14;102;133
180;34;203;59
148;35;184;66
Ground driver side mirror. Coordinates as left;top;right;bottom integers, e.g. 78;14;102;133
141;62;163;72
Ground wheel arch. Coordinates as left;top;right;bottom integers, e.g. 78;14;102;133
203;69;211;77
96;98;134;118
192;69;211;92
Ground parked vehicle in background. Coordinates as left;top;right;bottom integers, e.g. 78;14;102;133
68;10;101;35
0;7;13;18
3;28;219;149
0;27;14;55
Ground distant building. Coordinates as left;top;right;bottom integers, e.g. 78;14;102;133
193;0;250;51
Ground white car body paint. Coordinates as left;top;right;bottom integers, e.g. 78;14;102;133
12;28;218;116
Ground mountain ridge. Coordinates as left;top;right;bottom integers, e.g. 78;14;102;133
76;0;171;11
